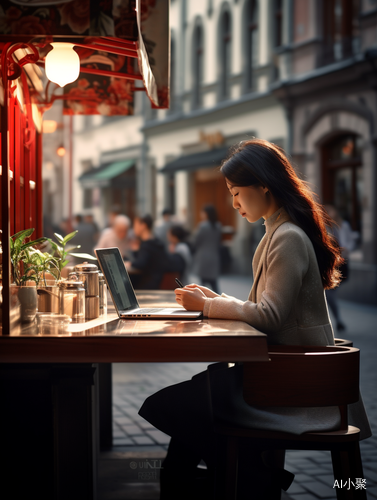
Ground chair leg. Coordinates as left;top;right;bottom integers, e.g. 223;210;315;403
348;442;367;500
261;450;285;500
331;444;367;500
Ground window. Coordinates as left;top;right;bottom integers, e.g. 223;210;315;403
219;10;232;99
192;23;204;108
245;0;259;90
322;135;363;236
322;0;360;64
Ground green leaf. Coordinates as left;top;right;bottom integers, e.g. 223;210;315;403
62;230;78;245
54;233;64;244
48;240;59;251
20;275;38;284
11;228;35;243
65;245;81;253
61;260;69;267
22;237;49;250
69;252;98;260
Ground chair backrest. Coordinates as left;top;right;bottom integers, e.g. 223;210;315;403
335;337;353;347
243;345;359;408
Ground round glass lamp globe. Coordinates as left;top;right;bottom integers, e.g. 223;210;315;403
45;43;80;87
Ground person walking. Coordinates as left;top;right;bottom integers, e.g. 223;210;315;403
71;214;97;264
138;139;371;499
154;208;175;249
324;204;355;332
191;204;222;294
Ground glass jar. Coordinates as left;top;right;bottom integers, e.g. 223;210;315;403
58;280;85;323
37;313;72;335
98;272;107;316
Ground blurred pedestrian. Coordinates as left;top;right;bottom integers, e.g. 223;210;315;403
324;205;355;332
84;214;100;245
125;214;183;289
95;215;131;259
154;208;175;249
191;204;222;294
106;204;122;229
73;214;97;256
167;224;192;285
58;218;70;237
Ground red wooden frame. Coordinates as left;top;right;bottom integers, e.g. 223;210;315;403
1;44;42;334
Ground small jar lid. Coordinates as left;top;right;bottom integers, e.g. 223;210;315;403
58;280;85;290
74;262;98;272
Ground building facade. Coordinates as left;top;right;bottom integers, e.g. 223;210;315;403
272;0;377;303
43;0;377;302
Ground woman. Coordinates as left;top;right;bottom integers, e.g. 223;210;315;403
192;204;222;294
139;139;371;498
167;224;192;285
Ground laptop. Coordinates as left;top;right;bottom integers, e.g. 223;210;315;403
95;247;202;319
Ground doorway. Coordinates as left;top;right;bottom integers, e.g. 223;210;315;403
322;134;363;236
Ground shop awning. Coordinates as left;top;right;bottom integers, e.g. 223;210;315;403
160;146;230;173
79;160;135;188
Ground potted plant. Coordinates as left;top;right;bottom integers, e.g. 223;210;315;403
48;230;97;280
8;228;97;319
25;246;61;313
38;230;96;313
10;229;49;322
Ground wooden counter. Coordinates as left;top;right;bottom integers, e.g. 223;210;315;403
0;290;268;500
0;291;268;364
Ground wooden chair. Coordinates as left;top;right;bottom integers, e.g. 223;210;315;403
214;345;365;500
335;337;353;347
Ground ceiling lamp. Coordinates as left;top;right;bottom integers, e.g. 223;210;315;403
45;43;80;88
57;146;66;157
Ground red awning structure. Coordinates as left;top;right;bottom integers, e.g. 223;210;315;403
0;0;170;112
0;0;170;332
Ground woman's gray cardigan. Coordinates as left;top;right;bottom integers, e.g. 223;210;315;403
204;207;371;439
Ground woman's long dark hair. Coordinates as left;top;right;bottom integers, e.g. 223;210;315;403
220;139;343;289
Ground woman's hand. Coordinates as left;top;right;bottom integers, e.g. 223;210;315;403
175;286;207;311
184;283;220;299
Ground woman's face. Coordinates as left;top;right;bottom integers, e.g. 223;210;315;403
226;181;277;223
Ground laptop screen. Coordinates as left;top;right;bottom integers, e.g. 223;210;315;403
95;247;138;312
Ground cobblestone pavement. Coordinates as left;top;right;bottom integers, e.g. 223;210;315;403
101;275;377;500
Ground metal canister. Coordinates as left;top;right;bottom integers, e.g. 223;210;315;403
98;272;107;316
58;280;85;323
72;262;100;320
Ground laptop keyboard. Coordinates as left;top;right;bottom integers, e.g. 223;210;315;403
135;308;165;314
